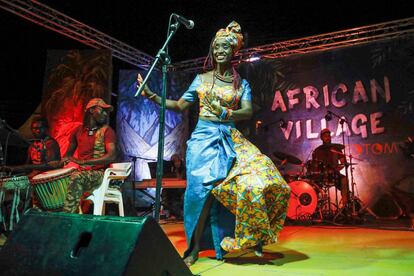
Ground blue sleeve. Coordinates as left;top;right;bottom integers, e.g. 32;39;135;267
241;79;252;101
181;75;201;102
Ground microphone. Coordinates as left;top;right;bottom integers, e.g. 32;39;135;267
172;13;195;29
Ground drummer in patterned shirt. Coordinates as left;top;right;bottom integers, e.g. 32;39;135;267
0;117;61;209
1;117;61;177
62;98;117;213
26;117;61;175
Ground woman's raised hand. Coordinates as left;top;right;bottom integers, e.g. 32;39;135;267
137;73;153;97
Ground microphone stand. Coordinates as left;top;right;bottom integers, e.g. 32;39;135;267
134;18;182;222
129;156;138;209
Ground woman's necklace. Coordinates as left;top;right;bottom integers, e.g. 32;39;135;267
214;71;233;83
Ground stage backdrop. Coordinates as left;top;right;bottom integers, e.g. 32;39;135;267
41;50;112;156
237;34;414;210
117;35;414;213
116;70;193;181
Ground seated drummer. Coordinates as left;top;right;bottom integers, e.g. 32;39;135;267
62;98;117;213
1;116;61;209
312;128;348;206
2;116;61;177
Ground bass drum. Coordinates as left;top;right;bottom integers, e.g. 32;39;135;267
287;180;319;220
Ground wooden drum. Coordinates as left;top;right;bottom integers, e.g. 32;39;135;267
31;168;75;210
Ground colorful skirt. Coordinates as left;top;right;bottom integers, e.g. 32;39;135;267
212;127;291;252
183;119;290;258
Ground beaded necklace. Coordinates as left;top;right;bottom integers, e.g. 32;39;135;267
214;71;233;83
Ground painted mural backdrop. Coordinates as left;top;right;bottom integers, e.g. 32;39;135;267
41;50;112;156
117;70;193;181
237;35;414;211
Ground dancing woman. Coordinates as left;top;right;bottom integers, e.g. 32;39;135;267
138;21;290;266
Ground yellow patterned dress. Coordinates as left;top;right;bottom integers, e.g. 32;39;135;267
212;129;290;251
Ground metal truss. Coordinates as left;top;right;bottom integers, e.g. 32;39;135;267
0;0;154;69
1;1;413;73
172;17;414;72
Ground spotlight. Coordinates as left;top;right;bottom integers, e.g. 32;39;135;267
246;54;261;62
324;111;333;121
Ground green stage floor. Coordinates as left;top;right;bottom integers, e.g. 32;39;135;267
162;221;414;276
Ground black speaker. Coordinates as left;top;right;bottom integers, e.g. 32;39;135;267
0;210;193;276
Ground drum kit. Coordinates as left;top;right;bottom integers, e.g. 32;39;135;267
273;146;363;223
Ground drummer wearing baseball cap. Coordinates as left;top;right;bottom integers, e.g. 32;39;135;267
62;97;117;213
85;98;114;112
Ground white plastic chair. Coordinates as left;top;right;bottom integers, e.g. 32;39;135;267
89;162;132;216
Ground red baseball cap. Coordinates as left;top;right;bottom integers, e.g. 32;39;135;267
320;128;331;136
85;98;113;111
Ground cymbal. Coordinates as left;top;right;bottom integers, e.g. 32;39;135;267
319;143;345;150
273;151;302;165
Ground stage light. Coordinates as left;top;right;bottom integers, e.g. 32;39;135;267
246;55;261;62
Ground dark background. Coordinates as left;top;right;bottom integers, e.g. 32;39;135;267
1;0;413;127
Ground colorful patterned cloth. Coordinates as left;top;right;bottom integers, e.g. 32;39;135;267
181;72;251;119
183;119;236;260
212;129;291;252
27;136;60;165
62;170;103;213
213;21;244;52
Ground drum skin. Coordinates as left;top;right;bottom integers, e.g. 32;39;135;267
287;180;318;220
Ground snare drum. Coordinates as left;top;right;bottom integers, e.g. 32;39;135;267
31;168;75;210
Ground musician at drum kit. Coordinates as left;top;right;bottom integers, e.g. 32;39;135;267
61;98;117;214
312;128;349;207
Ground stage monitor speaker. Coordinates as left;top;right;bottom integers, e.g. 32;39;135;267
0;210;193;276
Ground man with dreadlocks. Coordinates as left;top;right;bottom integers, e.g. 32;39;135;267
62;98;117;213
138;21;290;266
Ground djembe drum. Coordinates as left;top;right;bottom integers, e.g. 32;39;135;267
31;168;75;210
